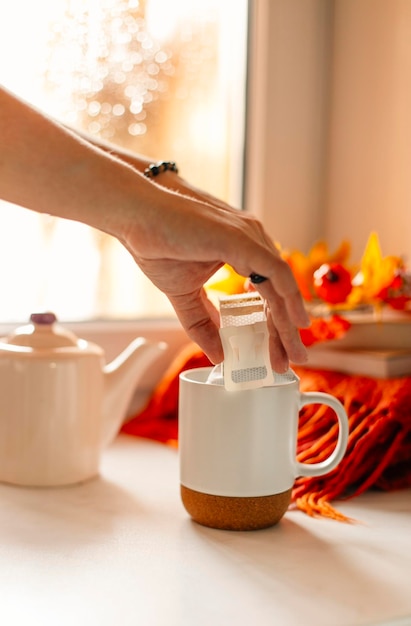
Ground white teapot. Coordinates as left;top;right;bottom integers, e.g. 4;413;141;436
0;313;166;486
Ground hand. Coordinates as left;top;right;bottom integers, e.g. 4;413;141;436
0;87;309;372
121;186;310;372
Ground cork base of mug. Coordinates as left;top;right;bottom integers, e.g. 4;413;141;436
181;485;292;531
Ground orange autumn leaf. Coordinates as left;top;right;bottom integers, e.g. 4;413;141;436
287;252;315;300
206;264;247;295
284;240;352;301
348;232;404;305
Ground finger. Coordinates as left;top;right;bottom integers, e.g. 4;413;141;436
233;252;310;329
168;288;224;364
257;281;308;366
266;312;289;373
267;261;310;328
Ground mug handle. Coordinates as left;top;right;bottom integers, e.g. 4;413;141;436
296;392;349;477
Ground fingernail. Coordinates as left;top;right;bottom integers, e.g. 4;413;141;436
249;273;268;285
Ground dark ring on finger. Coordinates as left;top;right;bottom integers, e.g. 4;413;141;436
249;273;268;284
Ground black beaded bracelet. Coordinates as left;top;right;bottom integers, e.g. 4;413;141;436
143;161;179;179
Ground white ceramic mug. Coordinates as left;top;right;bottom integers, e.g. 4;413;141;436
179;367;349;530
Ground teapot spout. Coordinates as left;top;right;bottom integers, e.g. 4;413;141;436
102;337;167;447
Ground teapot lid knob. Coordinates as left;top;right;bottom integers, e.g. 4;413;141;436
3;312;83;349
30;312;57;326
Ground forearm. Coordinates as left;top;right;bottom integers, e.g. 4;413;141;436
0;86;156;238
67;126;152;173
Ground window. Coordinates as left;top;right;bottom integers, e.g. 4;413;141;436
0;0;248;323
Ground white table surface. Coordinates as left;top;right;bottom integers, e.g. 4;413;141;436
0;434;410;626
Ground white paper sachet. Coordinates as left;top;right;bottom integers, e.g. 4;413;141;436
206;292;274;391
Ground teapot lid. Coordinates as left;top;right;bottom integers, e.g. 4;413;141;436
4;313;81;349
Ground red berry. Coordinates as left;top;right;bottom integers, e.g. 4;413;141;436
313;263;352;304
376;271;411;310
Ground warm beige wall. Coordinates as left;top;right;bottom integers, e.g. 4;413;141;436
244;0;333;252
245;0;411;263
325;0;411;262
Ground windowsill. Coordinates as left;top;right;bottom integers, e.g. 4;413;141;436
0;315;188;354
